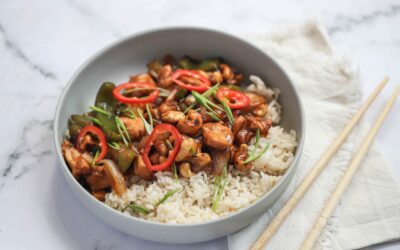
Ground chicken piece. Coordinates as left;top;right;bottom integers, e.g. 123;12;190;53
220;64;233;80
232;116;253;145
158;65;174;88
242;92;268;117
161;110;185;124
149;152;160;165
232;115;272;144
177;110;203;136
236;129;254;145
149;152;167;165
119;117;145;140
230;145;237;161
134;156;153;180
246;116;272;136
154;139;168;156
202;122;233;150
136;135;149;151
159;155;167;164
253;104;268;117
179;75;205;87
179;162;193;178
230;74;243;85
232;115;246;136
189;152;212;172
219;63;242;84
175;136;200;162
207;71;223;84
91;190;106;201
198;106;214;123
129;73;156;85
158;101;179;115
233;144;252;172
86;165;111;191
197;105;227;123
77;134;95;152
62;140;92;178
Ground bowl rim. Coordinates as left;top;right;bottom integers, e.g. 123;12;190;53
53;26;305;228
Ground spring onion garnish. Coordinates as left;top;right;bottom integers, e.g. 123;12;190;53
189;147;196;155
214;92;235;125
184;83;220;113
192;91;223;111
166;140;179;182
254;129;260;149
137;109;153;135
244;142;270;164
203;83;220;98
108;142;121;151
89;105;111;116
123;107;136;119
172;162;179;182
155;189;181;206
205;111;221;122
127;203;150;215
212;163;228;212
145;104;154;128
192;91;221;121
114;116;130;146
92;150;100;166
91;117;103;126
220;100;234;125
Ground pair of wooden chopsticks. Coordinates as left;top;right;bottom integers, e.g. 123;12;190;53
251;76;400;250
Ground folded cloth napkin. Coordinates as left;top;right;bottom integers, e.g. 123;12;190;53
228;22;400;250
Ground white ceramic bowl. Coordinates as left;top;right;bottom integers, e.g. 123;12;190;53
54;28;304;244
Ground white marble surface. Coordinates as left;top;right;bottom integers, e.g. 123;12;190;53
0;0;399;249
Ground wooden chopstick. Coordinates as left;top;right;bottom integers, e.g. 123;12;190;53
251;77;389;250
300;86;400;250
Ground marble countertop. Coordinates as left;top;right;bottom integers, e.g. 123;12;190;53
0;0;399;249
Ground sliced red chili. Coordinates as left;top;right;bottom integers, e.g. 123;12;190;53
171;69;211;93
142;124;183;172
113;82;159;104
216;88;250;109
76;125;108;162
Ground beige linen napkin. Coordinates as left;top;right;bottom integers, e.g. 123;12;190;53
228;22;400;250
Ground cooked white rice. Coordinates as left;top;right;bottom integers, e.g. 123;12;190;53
105;76;297;224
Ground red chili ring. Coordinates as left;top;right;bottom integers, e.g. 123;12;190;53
142;124;183;172
76;125;108;162
113;82;159;104
216;88;251;109
171;69;211;93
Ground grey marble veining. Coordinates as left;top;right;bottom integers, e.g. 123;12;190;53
64;0;123;38
0;23;58;80
0;0;399;249
328;4;400;35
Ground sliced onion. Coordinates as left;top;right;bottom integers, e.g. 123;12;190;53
100;159;127;196
166;86;178;102
211;148;231;176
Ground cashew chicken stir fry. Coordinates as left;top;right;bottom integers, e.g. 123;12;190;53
62;55;273;201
